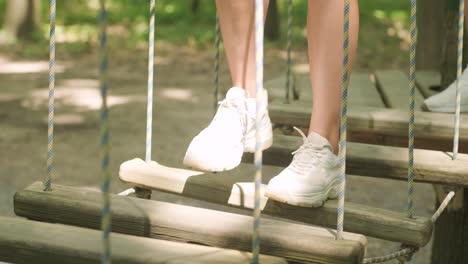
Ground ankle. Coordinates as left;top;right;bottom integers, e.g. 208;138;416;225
308;128;339;154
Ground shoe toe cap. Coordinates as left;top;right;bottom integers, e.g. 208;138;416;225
183;137;243;172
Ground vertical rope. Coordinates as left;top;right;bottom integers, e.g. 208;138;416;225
99;0;111;263
408;0;417;219
336;0;350;240
252;0;264;263
44;0;56;191
146;0;156;162
285;0;293;103
453;0;464;160
213;15;221;112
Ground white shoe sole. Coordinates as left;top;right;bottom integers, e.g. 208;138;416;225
183;150;242;172
265;179;340;207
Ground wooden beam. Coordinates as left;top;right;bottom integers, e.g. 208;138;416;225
112;159;432;246
416;0;445;71
431;2;468;261
245;134;468;187
14;182;367;264
0;216;286;264
269;102;468;152
374;70;425;109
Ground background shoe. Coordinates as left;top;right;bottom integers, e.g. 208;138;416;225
265;128;340;207
243;89;273;153
422;67;468;112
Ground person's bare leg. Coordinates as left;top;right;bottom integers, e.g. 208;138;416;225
215;0;269;97
307;0;359;153
184;1;273;172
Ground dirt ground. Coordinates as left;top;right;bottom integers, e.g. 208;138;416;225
0;42;435;263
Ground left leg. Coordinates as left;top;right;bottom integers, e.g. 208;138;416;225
307;0;359;153
266;0;359;207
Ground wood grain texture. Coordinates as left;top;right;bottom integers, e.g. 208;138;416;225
247;134;468;187
269;102;468;152
374;70;425;108
0;216;286;264
117;158;432;246
276;72;385;108
14;182;367;264
348;73;385;108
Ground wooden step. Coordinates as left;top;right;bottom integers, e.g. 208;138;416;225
244;134;468;186
113;159;431;246
265;72;384;108
0;216;286;264
264;75;301;102
269;102;468;152
374;70;425;108
14;182;367;264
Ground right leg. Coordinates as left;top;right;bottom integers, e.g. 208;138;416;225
184;0;272;172
216;0;269;97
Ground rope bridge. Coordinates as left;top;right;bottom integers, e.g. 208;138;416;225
42;1;461;263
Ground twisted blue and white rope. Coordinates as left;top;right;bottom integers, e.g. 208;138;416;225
407;0;417;219
453;0;464;160
146;0;156;162
44;0;56;191
337;0;350;240
252;0;264;263
99;0;111;263
285;0;293;103
213;15;221;112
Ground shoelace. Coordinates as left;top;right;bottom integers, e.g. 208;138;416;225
212;97;248;133
289;127;326;174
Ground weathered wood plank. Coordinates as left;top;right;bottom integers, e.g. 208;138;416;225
416;70;441;98
0;216;285;264
245;134;468;187
114;159;432;246
374;70;425;108
277;72;384;108
348;73;385;108
14;182;367;264
269;102;468;152
264;74;300;102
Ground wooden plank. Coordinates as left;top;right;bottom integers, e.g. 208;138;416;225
264;74;301;101
113;159;432;246
277;72;384;108
348;73;385;108
269;102;468;152
374;70;425;108
14;182;367;264
0;216;286;264
416;70;441;98
245;134;468;187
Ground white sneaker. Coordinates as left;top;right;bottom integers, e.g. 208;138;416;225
422;67;468;112
265;128;340;207
183;87;273;172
